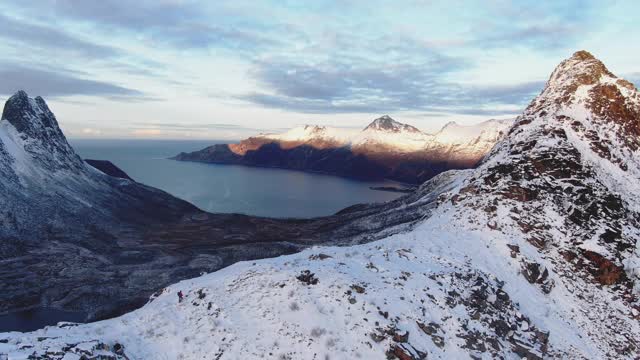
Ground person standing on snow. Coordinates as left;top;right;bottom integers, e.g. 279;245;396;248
178;290;184;303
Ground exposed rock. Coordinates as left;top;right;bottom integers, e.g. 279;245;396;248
582;250;626;285
521;261;555;294
296;270;319;285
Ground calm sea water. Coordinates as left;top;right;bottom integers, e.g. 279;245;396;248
0;308;86;332
70;139;403;218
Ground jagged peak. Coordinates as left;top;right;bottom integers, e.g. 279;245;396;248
546;50;614;89
0;92;84;172
570;50;596;61
2;90;60;137
525;51;640;135
364;115;421;133
485;50;640;181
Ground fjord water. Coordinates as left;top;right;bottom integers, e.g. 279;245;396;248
71;139;403;218
0;309;87;332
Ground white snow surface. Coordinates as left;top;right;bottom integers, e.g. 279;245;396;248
1;193;635;359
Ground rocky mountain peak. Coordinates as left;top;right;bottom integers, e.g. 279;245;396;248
447;52;640;354
524;50;640;151
553;50;612;83
364;115;421;133
2;90;60;137
0;91;83;172
528;50;636;111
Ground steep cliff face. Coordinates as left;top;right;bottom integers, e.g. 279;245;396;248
173;116;513;184
3;52;638;359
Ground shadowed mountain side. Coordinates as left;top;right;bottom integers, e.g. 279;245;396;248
173;140;478;184
85;159;133;180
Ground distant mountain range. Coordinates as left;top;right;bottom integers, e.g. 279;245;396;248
172;115;513;184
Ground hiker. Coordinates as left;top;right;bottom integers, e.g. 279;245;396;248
178;290;184;303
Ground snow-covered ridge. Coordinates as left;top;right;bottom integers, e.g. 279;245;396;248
431;119;512;146
259;115;513;153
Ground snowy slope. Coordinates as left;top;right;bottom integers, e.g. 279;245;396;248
425;118;515;161
2;183;634;359
260;124;359;145
2;51;639;359
431;119;512;147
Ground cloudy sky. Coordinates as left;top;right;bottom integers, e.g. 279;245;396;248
0;0;638;139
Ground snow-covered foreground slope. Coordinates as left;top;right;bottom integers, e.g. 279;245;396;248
1;194;635;359
2;51;639;359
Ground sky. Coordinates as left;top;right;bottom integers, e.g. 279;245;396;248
0;0;638;140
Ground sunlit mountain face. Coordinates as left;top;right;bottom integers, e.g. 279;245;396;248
173;115;513;184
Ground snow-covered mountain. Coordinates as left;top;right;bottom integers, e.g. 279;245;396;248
428;119;511;154
0;91;197;242
4;51;638;359
258;115;511;153
364;114;422;133
173;116;513;183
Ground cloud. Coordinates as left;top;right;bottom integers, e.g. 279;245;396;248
470;1;599;50
0;13;119;58
41;0;201;30
21;0;281;53
462;81;546;106
134;122;256;131
0;63;145;98
477;25;579;50
239;57;544;115
81;128;102;136
131;129;164;137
